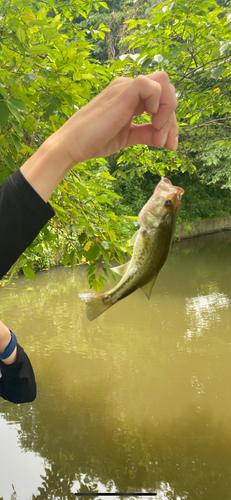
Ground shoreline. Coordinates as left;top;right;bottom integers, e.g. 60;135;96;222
176;216;231;240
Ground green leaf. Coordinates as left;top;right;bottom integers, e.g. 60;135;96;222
79;233;88;245
29;44;53;55
8;98;26;111
210;66;223;80
141;58;153;70
24;73;37;83
85;245;100;261
22;264;35;280
95;195;113;206
43;97;60;121
92;277;103;293
37;7;47;20
7;102;21;121
12;134;22;153
101;241;110;250
61;254;70;266
0;85;8;98
10;119;24;137
69;250;76;269
0;101;9;129
16;26;26;44
3;155;14;171
23;115;38;132
76;182;89;197
99;2;109;9
43;27;60;43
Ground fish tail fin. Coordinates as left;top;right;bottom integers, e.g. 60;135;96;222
78;292;112;321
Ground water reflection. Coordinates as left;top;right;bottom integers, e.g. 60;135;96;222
0;415;45;499
185;292;230;339
157;482;187;500
0;232;231;500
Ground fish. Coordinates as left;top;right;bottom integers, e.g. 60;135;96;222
79;177;184;321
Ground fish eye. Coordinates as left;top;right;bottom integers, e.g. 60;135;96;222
164;199;173;207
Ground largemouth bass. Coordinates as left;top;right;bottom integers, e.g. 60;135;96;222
79;177;184;321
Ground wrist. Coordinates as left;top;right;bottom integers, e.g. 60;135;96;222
20;134;76;203
0;320;11;352
0;321;17;365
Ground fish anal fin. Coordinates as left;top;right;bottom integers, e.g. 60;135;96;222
111;261;130;277
140;275;157;300
78;293;113;321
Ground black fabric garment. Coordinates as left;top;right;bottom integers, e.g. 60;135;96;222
0;344;36;403
0;169;55;403
0;169;55;279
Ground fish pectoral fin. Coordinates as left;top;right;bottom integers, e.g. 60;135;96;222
140;275;157;300
129;230;139;246
111;261;130;276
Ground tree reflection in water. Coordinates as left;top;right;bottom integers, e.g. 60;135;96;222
1;232;231;500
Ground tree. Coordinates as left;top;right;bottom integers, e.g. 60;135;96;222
114;0;231;188
0;0;134;289
1;0;231;289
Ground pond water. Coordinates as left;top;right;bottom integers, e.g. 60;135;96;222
0;231;231;500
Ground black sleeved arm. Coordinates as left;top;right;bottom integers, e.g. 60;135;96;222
0;169;55;279
0;344;36;403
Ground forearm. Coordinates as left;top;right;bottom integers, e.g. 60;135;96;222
20;135;74;203
0;169;55;279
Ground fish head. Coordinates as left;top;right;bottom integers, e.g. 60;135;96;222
138;177;184;230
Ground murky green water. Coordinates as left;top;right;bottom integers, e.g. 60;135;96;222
1;232;231;500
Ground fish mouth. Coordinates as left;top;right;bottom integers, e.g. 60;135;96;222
154;177;184;201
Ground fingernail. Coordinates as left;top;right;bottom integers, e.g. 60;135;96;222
153;101;160;113
156;118;168;130
170;135;178;151
173;135;179;151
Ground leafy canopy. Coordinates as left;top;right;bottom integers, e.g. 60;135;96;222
0;0;231;288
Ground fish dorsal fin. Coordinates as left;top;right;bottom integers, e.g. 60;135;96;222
140;275;157;300
111;261;130;276
129;229;139;246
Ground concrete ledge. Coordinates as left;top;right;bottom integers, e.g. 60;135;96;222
176;216;231;239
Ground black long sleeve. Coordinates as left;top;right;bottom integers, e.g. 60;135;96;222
0;169;55;279
0;344;36;403
0;169;55;403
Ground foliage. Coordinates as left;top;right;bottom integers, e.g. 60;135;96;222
111;169;231;227
115;0;231;182
173;172;231;223
0;0;134;288
1;0;231;289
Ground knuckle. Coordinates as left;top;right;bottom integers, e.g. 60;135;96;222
135;74;146;84
160;71;170;82
109;77;128;87
154;71;170;84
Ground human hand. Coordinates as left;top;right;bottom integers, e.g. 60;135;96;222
20;71;178;202
54;71;178;166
